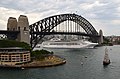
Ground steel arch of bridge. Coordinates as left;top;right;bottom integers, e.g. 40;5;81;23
29;13;99;49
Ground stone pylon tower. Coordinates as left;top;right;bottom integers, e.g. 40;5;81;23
7;17;18;39
7;17;17;31
99;29;103;44
17;15;30;44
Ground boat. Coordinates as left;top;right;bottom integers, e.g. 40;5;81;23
41;38;98;49
103;48;110;65
21;67;25;70
33;44;42;50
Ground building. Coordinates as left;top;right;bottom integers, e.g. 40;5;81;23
0;47;31;65
106;36;120;44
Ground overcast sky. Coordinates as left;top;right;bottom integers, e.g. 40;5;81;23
0;0;120;36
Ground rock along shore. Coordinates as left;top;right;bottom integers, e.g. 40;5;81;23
21;55;66;68
0;55;66;69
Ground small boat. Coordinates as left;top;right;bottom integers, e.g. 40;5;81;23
81;62;83;65
85;56;87;58
21;67;25;70
103;48;110;65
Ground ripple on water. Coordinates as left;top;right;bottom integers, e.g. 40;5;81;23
1;46;120;79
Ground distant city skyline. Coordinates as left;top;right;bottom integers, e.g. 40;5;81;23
0;0;120;36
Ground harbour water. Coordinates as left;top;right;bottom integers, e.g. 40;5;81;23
0;45;120;79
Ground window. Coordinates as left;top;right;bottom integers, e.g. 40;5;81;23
13;28;15;31
18;27;20;31
7;28;9;31
24;27;26;31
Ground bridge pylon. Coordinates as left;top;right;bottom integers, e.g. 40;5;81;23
98;29;103;44
7;17;18;40
7;15;30;45
7;17;17;31
17;15;30;44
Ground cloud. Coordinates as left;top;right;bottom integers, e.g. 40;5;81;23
80;1;107;10
112;20;120;25
89;19;120;36
0;0;120;36
0;7;24;29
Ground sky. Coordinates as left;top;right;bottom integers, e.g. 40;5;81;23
0;0;120;36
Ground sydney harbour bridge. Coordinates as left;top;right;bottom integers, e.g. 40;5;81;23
0;13;103;49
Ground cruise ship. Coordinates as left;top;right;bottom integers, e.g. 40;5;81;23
41;38;98;49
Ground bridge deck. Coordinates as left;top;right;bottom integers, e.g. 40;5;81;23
31;32;100;37
0;30;20;34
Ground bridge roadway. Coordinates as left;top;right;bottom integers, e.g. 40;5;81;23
31;32;100;37
0;30;19;34
0;30;99;38
0;30;20;40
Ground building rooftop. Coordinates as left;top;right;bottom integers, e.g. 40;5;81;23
0;47;24;50
0;47;29;53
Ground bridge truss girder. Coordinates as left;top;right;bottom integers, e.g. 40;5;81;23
29;13;99;49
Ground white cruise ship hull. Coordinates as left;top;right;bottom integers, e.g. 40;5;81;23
41;40;98;49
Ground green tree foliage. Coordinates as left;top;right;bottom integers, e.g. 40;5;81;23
0;40;31;50
31;49;53;57
116;41;120;44
103;37;110;43
31;49;53;60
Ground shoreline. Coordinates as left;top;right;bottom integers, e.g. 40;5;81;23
0;55;66;69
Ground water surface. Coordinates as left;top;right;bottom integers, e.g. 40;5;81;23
0;45;120;79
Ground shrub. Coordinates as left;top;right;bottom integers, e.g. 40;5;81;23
0;40;31;50
31;49;54;60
